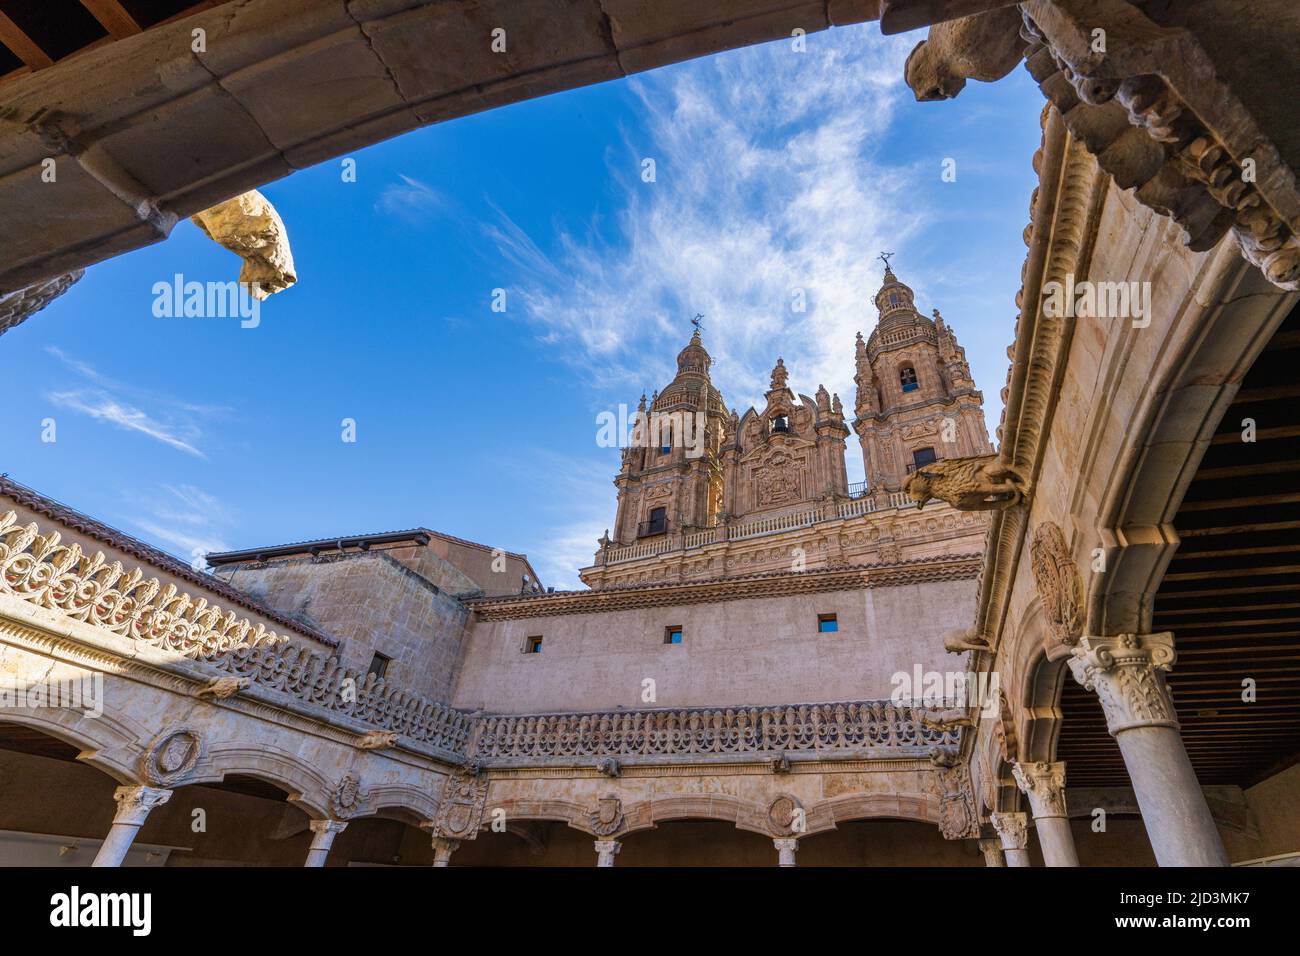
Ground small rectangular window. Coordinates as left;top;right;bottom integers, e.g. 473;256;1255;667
664;626;683;645
367;652;391;679
817;614;839;634
524;636;543;654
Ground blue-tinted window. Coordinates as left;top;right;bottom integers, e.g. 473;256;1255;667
524;636;543;654
817;614;838;633
665;626;683;645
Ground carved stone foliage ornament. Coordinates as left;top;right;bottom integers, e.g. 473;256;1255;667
588;794;624;837
767;794;804;836
142;729;201;786
1067;632;1179;735
433;766;490;840
929;748;979;840
1030;522;1083;646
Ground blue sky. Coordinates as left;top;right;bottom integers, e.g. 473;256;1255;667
3;23;1044;590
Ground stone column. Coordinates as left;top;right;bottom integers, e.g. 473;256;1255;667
1012;761;1079;867
1069;633;1229;867
990;812;1030;867
774;838;798;867
92;786;172;867
431;837;460;867
594;840;621;867
977;839;1005;867
304;820;347;867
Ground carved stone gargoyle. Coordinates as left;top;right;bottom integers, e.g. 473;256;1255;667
920;708;975;732
903;3;1027;102
903;454;1024;511
943;626;991;654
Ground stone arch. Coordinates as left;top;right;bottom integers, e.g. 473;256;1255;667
190;744;335;820
0;705;143;785
354;784;440;826
802;791;942;837
1087;254;1296;636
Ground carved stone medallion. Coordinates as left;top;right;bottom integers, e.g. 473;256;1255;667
588;794;624;837
142;729;201;786
767;794;803;836
929;748;979;840
433;766;489;840
1030;521;1083;646
333;774;363;818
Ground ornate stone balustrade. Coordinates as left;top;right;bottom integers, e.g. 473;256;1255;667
0;509;473;755
0;510;286;661
605;492;922;566
472;700;959;763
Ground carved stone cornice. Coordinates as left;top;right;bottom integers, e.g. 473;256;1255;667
470;555;982;621
1011;760;1068;819
970;104;1105;688
1022;0;1300;291
1067;632;1179;735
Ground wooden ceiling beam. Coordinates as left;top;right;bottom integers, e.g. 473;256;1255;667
0;9;53;69
79;1;143;40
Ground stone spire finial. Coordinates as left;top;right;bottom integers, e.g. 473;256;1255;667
770;358;789;391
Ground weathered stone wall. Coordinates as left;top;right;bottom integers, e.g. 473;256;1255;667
215;550;472;700
454;579;978;713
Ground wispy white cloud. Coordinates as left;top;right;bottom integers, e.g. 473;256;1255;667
123;483;234;565
376;174;446;224
46;389;205;458
485;26;924;413
43;347;224;458
502;447;616;591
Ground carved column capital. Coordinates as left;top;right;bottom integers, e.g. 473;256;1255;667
990;811;1029;851
430;837;461;866
308;819;348;838
594;840;622;867
773;838;798;867
977;839;1005;867
1011;760;1069;819
1067;632;1178;734
111;786;172;827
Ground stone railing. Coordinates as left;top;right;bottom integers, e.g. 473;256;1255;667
214;641;474;754
471;700;958;761
605;538;675;564
605;493;922;565
0;510;472;755
727;507;820;541
0;510;287;661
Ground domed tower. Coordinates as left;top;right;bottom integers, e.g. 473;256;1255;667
852;258;991;491
610;329;727;545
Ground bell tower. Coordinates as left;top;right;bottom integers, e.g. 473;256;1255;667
609;329;728;545
852;257;992;491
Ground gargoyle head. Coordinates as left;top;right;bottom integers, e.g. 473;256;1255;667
905;40;967;102
904;470;939;509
